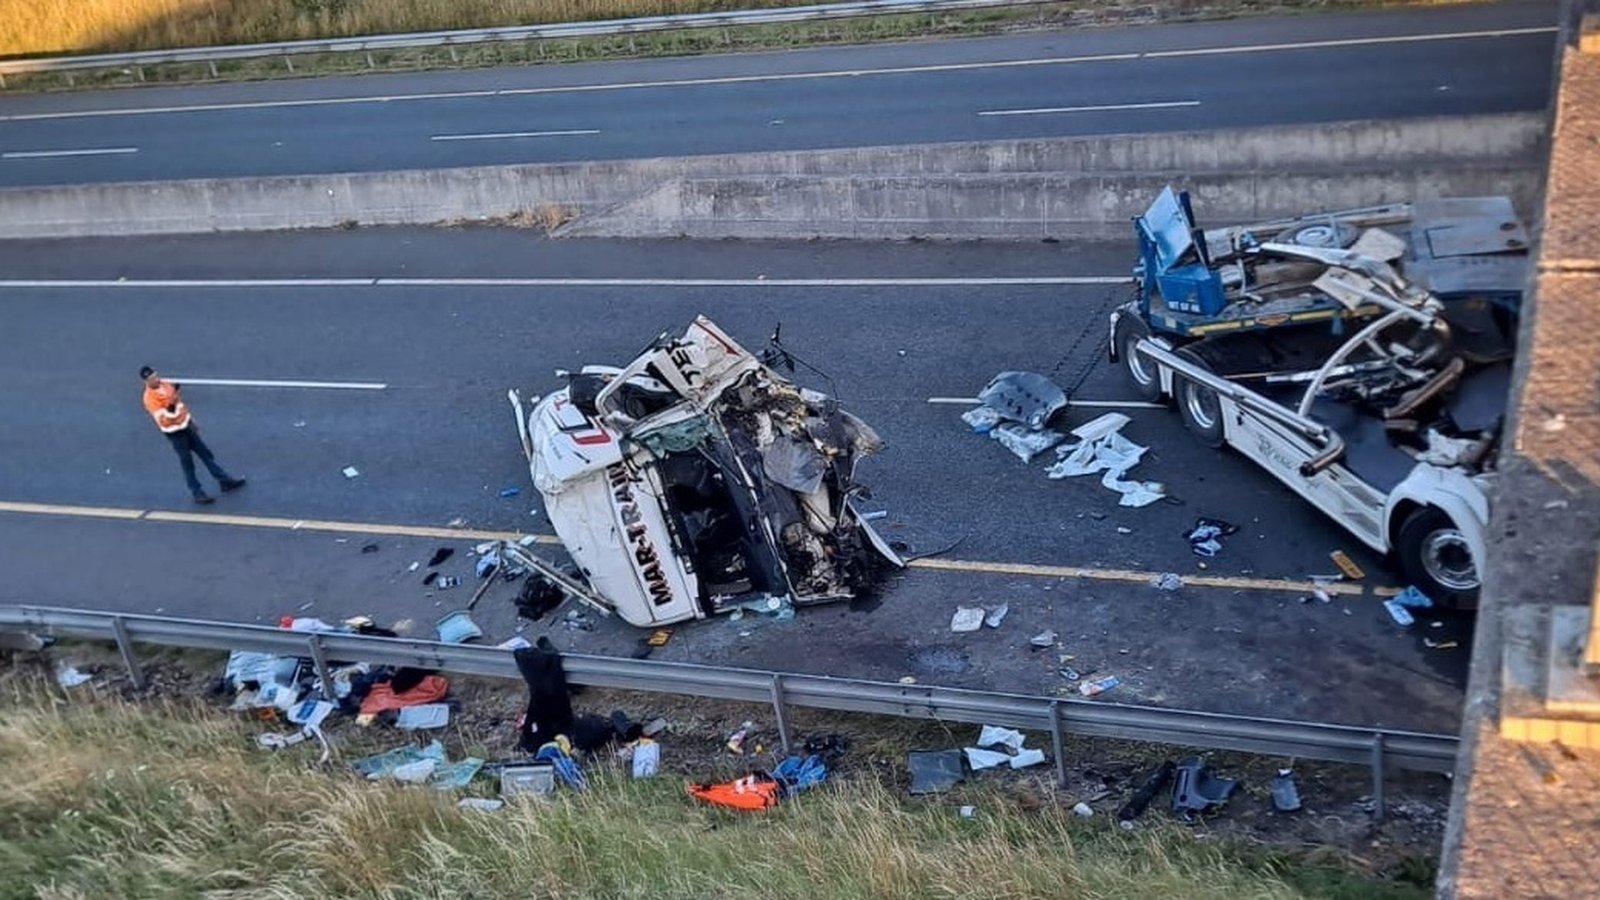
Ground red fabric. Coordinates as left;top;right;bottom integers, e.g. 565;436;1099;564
358;674;449;716
688;775;781;811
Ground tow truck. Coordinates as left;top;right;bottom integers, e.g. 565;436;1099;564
1109;188;1527;607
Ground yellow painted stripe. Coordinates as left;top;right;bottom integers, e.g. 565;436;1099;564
0;500;146;520
909;556;1399;598
0;500;1392;596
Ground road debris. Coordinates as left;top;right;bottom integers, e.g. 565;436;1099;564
725;721;755;755
983;604;1009;629
435;610;483;644
1072;802;1094;817
990;423;1067;462
950;606;986;633
1330;550;1366;580
1424;638;1459;650
1172;757;1237;814
1383;585;1436;626
341;466;360;479
1118;760;1175;823
1046;413;1167;508
459;797;505;812
427;548;455;567
977;371;1069;431
1029;630;1057;649
1152;573;1184;592
1078;675;1121;697
395;704;451;730
963;724;1047;770
1185;518;1238;557
54;664;93;688
1271;768;1303;812
499;486;521;498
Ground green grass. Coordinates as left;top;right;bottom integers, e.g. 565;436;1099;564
0;1;1467;93
0;675;1428;899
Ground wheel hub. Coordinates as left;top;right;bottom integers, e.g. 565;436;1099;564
1422;528;1478;592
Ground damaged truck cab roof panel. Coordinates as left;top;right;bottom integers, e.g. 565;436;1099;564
511;316;901;628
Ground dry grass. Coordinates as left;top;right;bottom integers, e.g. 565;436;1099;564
0;675;1424;900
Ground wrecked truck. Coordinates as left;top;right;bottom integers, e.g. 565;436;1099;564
509;316;901;627
1110;188;1527;608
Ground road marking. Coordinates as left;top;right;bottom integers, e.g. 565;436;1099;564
0;500;1394;597
909;556;1399;598
0;276;1129;288
2;147;138;159
431;129;600;142
927;397;1166;410
0;26;1554;123
166;377;388;390
979;100;1200;117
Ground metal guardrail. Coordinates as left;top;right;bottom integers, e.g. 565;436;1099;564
1;604;1455;815
0;0;1051;78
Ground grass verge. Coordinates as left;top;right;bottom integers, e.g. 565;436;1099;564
0;1;1471;93
0;666;1430;899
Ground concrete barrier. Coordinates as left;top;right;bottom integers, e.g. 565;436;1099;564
0;112;1544;241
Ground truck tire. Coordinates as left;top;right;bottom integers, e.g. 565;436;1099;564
1396;507;1479;609
1114;313;1163;402
1174;349;1225;448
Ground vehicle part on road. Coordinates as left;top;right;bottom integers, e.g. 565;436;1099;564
1171;757;1237;814
1118;760;1176;822
1329;550;1366;581
976;371;1068;431
1270;768;1303;812
951;606;985;633
509;316;899;628
1116;186;1526;608
1046;414;1165;507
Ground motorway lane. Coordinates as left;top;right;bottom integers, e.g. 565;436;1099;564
0;1;1556;186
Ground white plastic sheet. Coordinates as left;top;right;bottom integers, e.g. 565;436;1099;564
976;725;1026;752
396;704;452;730
1047;416;1166;508
964;748;1012;770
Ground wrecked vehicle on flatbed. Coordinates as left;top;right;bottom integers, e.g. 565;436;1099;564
509;317;901;627
1110;188;1527;607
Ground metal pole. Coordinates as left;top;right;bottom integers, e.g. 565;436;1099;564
770;674;792;754
1370;732;1387;822
1050;699;1067;787
283;55;294;73
307;636;335;701
110;616;145;690
134;66;145;82
366;52;375;68
208;60;218;78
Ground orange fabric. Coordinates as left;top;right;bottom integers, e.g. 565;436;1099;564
357;674;450;716
142;380;192;433
688;775;781;811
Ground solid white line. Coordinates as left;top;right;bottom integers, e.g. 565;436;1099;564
2;147;138;159
165;377;388;390
0;276;1130;288
0;26;1555;123
979;100;1199;117
927;397;1166;409
431;129;600;141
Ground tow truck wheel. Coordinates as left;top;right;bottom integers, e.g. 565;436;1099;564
1114;313;1162;401
1173;349;1225;448
1396;508;1479;609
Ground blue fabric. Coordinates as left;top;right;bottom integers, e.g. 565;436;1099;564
535;743;587;791
773;755;827;796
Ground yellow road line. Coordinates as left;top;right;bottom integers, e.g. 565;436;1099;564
909;556;1399;598
0;500;1391;596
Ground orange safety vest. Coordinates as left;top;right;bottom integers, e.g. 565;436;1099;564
143;381;192;433
688;774;781;811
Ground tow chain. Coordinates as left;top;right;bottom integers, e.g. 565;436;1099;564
1050;284;1136;397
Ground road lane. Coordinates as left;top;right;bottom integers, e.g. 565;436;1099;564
0;1;1556;185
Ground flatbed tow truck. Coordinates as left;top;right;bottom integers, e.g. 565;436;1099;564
1109;188;1528;607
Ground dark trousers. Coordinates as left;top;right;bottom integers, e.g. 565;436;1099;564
165;427;231;496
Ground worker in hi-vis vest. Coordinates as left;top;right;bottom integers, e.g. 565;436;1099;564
140;366;246;504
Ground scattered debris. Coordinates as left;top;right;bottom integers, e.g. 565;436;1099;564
498;636;532;651
458;797;504;812
54;664;93;688
961;405;1004;434
1116;526;1133;535
287;699;334;730
726;721;755;755
360;542;380;554
408;561;421;573
1329;550;1366;581
990;423;1067;462
395;704;452;730
950;606;986;633
436;576;462;589
1424;638;1459;650
689;773;781;811
499;486;521;498
1152;573;1184;592
1118;760;1175;822
1384;586;1436;626
983;604;1009;629
908;750;964;794
898;676;917;685
1270;768;1303;812
959;805;977;818
1059;667;1083;682
500;764;556;798
1171;757;1237;814
435;610;483;644
1078;675;1121;697
427;548;455;568
1072;802;1094;817
631;740;661;778
1029;630;1057;649
977;371;1069;431
1185;518;1238;557
342;466;360;479
964;747;1012;770
1046;413;1166;508
976;725;1025;752
963;725;1047;770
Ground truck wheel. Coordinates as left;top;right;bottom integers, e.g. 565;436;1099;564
1114;313;1162;401
1396;508;1479;609
1174;349;1225;448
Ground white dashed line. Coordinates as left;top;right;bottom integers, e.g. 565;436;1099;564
2;147;138;159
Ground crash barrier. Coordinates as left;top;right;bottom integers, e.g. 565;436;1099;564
0;604;1457;817
0;0;1051;82
0;113;1543;240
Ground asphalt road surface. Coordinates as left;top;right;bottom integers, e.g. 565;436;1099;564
0;230;1474;733
0;0;1556;187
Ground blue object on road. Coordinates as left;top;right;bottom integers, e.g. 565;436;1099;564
1392;586;1436;609
500;486;521;498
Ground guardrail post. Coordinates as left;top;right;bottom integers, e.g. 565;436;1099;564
110;616;145;690
1050;700;1067;787
134;66;145;82
283;55;294;73
769;674;792;755
208;61;218;78
448;46;459;63
307;636;335;701
1370;732;1387;822
365;52;376;69
0;73;6;89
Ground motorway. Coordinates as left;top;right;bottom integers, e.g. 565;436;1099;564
0;0;1556;187
0;230;1475;733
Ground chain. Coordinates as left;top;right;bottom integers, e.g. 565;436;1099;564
1050;284;1135;397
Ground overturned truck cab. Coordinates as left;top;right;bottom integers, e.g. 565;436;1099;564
509;317;901;627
